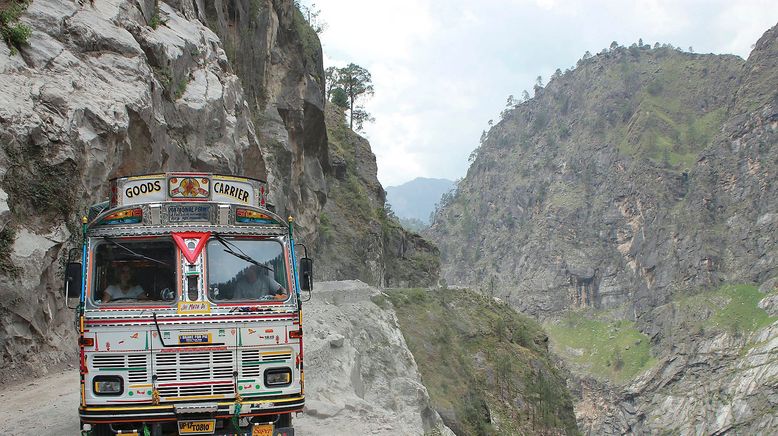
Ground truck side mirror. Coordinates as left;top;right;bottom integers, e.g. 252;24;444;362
299;258;313;292
64;262;82;300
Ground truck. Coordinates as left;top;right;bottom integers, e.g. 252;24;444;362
63;172;311;436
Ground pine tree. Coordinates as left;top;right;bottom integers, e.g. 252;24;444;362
336;63;374;130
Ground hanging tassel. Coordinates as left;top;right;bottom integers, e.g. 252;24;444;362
151;388;160;405
232;402;243;430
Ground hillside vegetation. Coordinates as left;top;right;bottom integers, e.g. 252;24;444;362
546;313;656;384
380;288;578;435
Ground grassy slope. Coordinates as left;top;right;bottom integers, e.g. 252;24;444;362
614;53;731;169
675;284;777;335
381;288;578;435
546;284;776;385
546;314;656;384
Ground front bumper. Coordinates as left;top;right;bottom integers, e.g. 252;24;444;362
79;395;304;423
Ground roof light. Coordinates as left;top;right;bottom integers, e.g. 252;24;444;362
99;208;142;225
236;208;277;224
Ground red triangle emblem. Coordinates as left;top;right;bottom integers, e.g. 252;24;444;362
172;232;211;264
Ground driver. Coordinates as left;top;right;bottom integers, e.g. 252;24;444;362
234;264;287;300
103;265;146;303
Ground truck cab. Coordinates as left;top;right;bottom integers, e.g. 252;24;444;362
66;173;310;436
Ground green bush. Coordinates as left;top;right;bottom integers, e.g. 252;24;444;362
174;78;188;100
0;226;20;278
0;1;31;55
318;212;332;241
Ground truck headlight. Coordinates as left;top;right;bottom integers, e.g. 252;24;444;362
264;368;292;387
93;376;123;395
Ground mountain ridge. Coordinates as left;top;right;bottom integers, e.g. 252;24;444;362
428;24;778;434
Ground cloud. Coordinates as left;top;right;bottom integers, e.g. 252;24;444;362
317;0;439;62
312;0;778;186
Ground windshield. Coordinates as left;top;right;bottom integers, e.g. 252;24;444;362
93;239;177;304
207;238;289;302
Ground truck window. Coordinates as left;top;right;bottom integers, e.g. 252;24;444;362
93;239;176;304
207;238;289;301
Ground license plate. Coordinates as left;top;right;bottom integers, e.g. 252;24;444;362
179;333;211;344
252;424;273;436
178;419;216;434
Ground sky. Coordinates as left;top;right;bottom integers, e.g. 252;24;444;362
307;0;778;187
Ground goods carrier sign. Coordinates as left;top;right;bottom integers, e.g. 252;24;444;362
111;173;268;208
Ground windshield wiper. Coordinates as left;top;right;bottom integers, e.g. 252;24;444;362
104;237;169;267
212;234;272;272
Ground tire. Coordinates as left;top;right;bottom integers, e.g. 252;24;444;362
89;424;112;436
277;413;292;428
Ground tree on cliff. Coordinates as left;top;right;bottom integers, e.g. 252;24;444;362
294;1;326;34
330;87;348;109
325;66;339;99
336;63;374;131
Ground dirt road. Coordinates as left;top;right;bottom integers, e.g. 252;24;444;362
0;368;80;435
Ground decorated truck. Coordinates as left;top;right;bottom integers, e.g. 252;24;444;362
64;173;311;436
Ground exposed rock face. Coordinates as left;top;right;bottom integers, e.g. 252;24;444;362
313;106;440;288
0;0;325;381
294;280;453;435
429;24;778;435
196;0;329;240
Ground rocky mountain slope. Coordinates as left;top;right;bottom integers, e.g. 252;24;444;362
2;0;284;381
292;280;453;435
312;106;440;288
0;0;436;383
428;25;778;434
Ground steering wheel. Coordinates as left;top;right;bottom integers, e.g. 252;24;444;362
108;296;138;302
160;288;175;301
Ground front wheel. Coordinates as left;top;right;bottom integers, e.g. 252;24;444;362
277;413;292;428
85;424;111;436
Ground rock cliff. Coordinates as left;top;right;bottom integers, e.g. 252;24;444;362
313;106;440;288
2;0;281;380
428;24;778;434
0;0;439;384
194;0;329;239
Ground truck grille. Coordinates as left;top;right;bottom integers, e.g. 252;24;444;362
158;382;235;398
91;353;149;383
154;351;234;382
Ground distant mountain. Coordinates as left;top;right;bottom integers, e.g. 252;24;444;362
385;177;455;224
